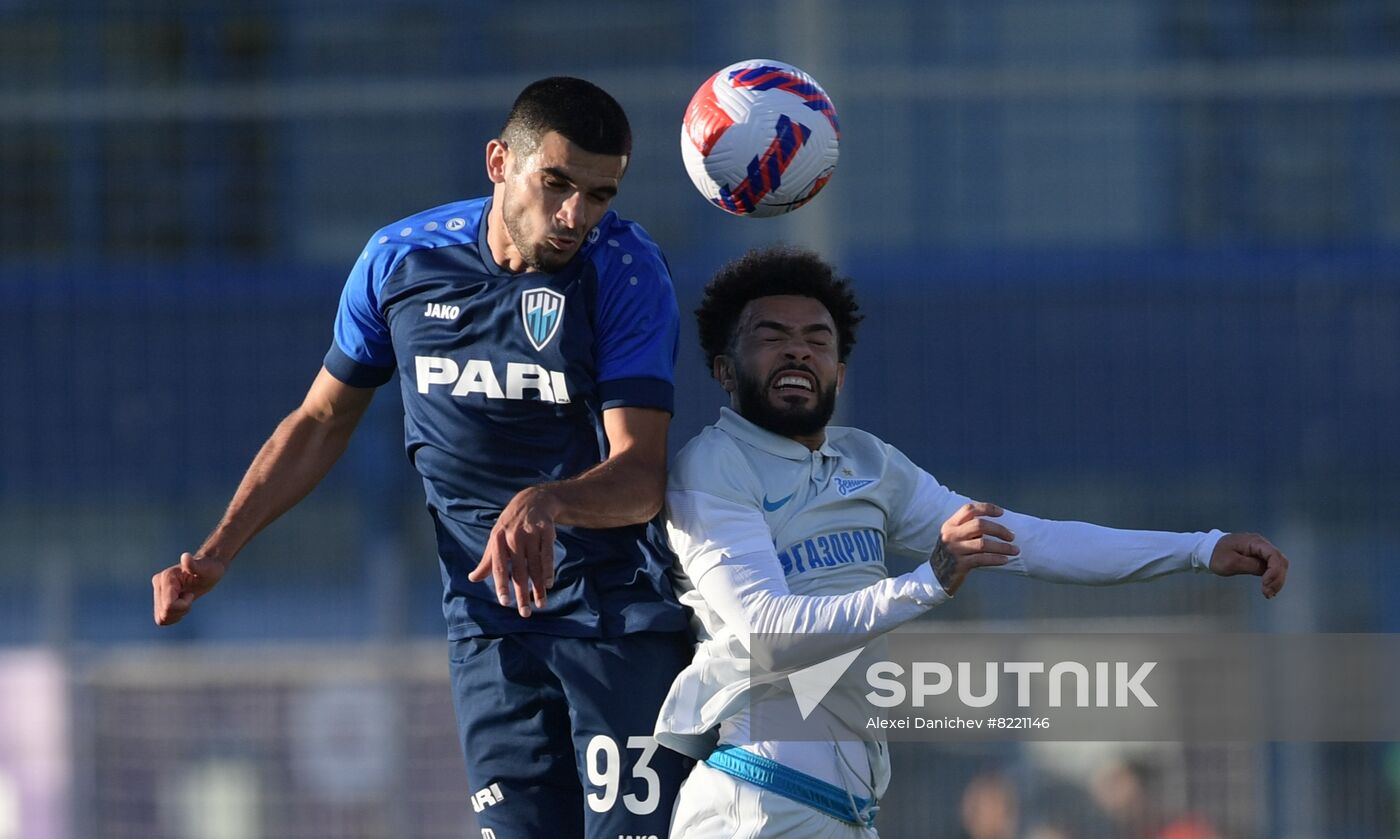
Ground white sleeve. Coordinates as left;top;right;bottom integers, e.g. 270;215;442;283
666;489;948;673
994;512;1224;583
886;460;974;555
887;463;1223;584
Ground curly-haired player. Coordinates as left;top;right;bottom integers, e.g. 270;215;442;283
655;245;1288;837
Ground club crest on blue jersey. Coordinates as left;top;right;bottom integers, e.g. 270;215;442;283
834;477;876;497
521;288;565;351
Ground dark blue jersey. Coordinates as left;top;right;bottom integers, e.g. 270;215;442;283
324;197;688;639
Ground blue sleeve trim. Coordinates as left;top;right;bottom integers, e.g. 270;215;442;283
324;341;395;388
598;376;674;414
590;221;679;389
333;236;400;370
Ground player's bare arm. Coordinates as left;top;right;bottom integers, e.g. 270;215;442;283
929;501;1019;595
1208;531;1289;598
152;367;375;625
468;405;669;617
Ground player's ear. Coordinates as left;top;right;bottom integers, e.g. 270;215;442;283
485;139;509;184
836;362;846;395
714;356;737;392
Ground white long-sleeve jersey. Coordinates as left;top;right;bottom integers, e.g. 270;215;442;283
654;408;1223;804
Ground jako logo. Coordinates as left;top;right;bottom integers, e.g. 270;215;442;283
424;302;460;320
618;835;659;839
471;782;504;812
416;356;570;404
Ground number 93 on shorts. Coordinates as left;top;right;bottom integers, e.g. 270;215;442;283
449;631;696;838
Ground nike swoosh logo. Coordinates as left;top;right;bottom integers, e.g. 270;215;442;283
762;492;796;512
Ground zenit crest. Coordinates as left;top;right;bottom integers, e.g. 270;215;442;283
835;477;876;497
521;288;565;351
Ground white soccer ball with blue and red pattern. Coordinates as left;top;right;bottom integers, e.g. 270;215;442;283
681;59;840;218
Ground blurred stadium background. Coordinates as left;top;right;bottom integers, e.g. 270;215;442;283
2;1;1399;837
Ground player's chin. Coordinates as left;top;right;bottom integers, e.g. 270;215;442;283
770;388;817;407
538;246;579;271
770;396;822;424
530;250;574;273
765;401;809;424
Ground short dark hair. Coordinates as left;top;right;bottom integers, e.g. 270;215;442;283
696;246;863;368
500;77;632;160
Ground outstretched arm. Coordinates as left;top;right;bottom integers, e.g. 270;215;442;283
987;510;1289;598
889;463;1290;599
467;406;670;618
152;367;375;625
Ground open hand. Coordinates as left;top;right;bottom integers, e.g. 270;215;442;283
930;501;1020;595
1209;532;1288;599
467;486;559;617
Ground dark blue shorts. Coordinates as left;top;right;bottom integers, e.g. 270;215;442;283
449;631;695;838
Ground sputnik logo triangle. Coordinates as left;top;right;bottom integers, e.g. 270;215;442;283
788;646;866;720
522;288;566;352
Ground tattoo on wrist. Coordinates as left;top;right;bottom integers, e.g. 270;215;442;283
931;539;958;589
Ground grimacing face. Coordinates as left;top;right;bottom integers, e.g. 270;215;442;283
487;130;626;273
719;295;845;440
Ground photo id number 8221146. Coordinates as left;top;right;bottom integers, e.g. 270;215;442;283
985;717;1050;729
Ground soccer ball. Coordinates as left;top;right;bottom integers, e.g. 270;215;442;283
681;59;840;218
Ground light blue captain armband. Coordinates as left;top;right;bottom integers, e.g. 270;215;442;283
590;222;679;414
324;234;402;387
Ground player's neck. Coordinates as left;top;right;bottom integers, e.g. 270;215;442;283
790;430;826;451
484;197;532;274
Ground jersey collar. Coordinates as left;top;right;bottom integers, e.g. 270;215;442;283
716;407;842;461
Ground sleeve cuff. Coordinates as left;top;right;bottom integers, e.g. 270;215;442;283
324;341;395;388
598;376;674;414
1191;529;1227;572
904;561;951;607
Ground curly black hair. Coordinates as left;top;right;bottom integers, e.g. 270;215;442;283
696;245;862;369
